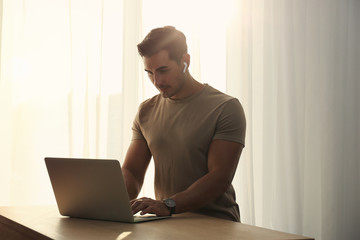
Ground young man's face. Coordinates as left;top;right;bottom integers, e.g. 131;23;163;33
143;50;186;99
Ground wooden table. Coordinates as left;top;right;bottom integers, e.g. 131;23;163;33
0;206;313;240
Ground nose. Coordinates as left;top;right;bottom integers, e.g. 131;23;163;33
153;72;163;87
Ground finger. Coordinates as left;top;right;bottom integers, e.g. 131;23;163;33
140;202;169;216
130;200;140;208
131;199;150;215
130;199;142;213
138;197;150;201
140;204;161;215
130;197;151;205
131;197;154;210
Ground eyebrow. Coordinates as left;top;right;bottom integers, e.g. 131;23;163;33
144;66;169;74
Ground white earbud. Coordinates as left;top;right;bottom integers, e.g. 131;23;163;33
183;62;188;73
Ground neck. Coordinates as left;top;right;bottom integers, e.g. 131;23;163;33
170;74;204;100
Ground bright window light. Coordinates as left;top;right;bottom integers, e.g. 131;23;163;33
141;0;236;99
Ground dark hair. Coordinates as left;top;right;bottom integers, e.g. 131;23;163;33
137;26;188;64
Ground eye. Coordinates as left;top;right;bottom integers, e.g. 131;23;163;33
158;69;169;74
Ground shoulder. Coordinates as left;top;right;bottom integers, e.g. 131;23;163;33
135;94;163;121
205;87;246;145
201;85;241;109
138;94;162;111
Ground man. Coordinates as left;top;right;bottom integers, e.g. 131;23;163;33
122;26;246;222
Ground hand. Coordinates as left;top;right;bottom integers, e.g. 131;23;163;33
130;197;171;216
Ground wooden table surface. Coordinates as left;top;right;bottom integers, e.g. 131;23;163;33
0;206;313;240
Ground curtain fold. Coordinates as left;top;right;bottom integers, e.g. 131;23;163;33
227;1;360;239
0;0;128;205
0;1;359;240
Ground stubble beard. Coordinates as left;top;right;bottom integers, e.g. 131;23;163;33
160;73;187;99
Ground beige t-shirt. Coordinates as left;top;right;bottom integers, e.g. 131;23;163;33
132;84;246;221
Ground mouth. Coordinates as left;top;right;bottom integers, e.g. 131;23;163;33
157;86;169;92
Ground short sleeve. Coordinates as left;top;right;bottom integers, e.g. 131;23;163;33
131;106;146;141
213;98;246;146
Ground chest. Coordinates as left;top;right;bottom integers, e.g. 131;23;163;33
140;102;219;154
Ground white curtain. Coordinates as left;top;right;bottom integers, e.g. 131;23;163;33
228;1;360;239
1;1;359;240
0;0;133;205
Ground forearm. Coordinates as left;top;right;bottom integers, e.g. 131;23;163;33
122;139;152;200
171;171;231;213
122;168;143;200
171;140;243;214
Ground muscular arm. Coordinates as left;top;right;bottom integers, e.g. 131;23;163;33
122;139;152;200
131;139;243;216
171;139;243;213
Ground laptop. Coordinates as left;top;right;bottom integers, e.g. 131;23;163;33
45;157;170;223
